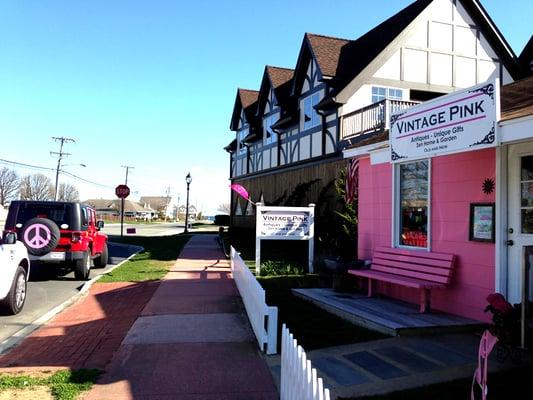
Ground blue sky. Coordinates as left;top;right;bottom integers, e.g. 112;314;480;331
0;0;531;213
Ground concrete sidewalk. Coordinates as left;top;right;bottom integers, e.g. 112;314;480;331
85;234;278;400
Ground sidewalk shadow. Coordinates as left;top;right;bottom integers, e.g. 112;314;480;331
0;281;160;371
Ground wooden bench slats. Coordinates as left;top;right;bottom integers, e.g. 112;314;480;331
349;247;456;313
372;257;453;280
375;246;454;262
348;269;445;289
371;263;450;284
373;253;454;270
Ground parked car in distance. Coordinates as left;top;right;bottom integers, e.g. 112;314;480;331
0;231;30;315
4;201;108;280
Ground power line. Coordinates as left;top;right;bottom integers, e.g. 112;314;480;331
0;158;55;172
62;171;114;189
0;157;113;189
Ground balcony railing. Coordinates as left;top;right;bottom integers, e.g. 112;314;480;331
340;99;419;140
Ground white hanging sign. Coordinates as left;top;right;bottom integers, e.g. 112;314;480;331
390;79;499;163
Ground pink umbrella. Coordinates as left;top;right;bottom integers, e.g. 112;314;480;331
230;184;255;205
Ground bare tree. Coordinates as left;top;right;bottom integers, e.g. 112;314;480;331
19;174;54;201
0;167;19;206
57;183;80;202
217;203;231;214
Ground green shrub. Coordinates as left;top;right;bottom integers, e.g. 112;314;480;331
259;260;304;276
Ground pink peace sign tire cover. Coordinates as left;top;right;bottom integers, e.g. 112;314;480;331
20;218;60;256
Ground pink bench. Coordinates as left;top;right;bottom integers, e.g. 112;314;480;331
348;246;455;313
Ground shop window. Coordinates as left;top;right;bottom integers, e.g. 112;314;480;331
521;155;533;233
397;160;429;248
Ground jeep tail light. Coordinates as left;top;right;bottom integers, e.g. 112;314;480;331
71;232;82;243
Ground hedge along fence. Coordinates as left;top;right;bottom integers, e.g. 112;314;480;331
281;324;331;400
230;246;278;354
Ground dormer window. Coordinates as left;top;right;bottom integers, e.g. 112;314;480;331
237;128;248;154
302;92;321;130
264;114;278;145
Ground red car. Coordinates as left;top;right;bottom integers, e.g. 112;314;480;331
4;201;108;280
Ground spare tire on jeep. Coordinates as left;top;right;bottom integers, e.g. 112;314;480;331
20;218;60;256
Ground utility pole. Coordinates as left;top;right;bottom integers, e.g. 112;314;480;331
51;137;75;201
121;165;134;185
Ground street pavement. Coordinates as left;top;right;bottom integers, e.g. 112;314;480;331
101;222;185;237
0;242;141;344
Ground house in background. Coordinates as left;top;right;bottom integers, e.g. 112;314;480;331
177;204;197;221
140;196;174;220
85;199;156;221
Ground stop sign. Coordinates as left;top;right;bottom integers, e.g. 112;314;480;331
115;184;130;199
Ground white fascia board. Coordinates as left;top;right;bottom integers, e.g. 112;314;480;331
499;115;533;144
343;141;390;165
471;0;516;59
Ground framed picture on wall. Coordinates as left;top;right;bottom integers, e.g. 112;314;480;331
469;203;495;243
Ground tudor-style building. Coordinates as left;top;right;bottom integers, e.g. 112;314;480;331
226;0;525;261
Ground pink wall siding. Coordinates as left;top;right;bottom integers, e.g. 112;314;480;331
357;148;496;321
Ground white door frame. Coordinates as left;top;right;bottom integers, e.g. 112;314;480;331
495;144;507;296
501;140;533;303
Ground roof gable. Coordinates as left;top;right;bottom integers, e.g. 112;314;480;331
336;0;523;102
291;33;352;96
256;66;294;117
229;88;259;131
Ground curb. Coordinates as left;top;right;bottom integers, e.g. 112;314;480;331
0;243;144;355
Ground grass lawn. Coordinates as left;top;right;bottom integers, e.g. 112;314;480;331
340;366;532;400
0;369;101;400
258;275;387;351
100;234;190;282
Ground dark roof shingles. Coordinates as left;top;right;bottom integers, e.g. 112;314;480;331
500;76;533;121
266;66;294;88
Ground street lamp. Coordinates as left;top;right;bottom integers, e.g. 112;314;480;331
184;173;192;233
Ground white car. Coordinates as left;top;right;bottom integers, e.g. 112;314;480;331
0;232;30;314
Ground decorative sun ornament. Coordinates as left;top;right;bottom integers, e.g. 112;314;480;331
482;178;495;195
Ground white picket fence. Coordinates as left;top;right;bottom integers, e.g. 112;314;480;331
230;246;278;355
281;324;331;400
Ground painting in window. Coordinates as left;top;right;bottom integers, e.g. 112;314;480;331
399;160;428;247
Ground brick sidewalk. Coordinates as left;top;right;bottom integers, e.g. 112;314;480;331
0;281;159;372
85;234;277;400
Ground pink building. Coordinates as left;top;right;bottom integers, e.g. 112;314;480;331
348;77;533;321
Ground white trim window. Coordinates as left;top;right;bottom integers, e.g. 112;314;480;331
264;114;278;145
396;159;430;248
237;128;248;154
372;86;403;103
302;92;321;130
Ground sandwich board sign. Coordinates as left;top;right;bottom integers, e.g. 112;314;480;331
255;203;315;274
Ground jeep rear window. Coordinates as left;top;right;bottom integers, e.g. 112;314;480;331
17;204;72;227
